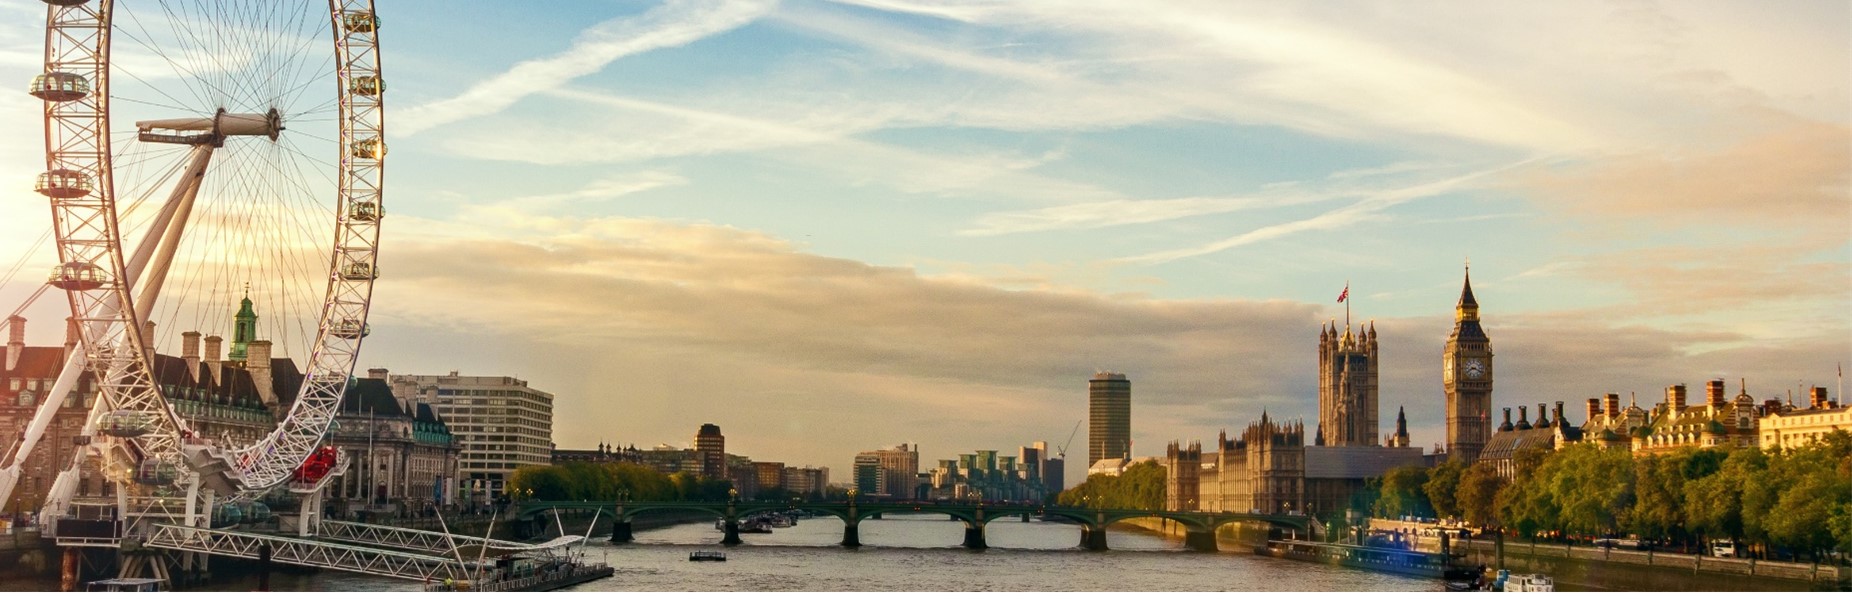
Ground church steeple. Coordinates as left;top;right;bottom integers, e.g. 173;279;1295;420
228;294;257;362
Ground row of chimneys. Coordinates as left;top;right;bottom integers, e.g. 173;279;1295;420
1501;401;1569;430
5;315;275;407
7;315;79;372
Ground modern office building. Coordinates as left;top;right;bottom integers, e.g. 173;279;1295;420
782;465;830;499
852;443;919;499
1088;372;1131;466
390;371;554;505
694;423;726;480
753;461;786;494
923;445;1051;502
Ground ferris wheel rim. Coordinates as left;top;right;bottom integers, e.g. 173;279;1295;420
37;0;386;500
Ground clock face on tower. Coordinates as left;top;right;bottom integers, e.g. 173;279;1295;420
1463;358;1485;380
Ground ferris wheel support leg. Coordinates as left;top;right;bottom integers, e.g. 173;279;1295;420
130;146;212;320
196;487;212;579
38;385;113;534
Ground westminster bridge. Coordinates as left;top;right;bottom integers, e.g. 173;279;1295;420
510;498;1314;552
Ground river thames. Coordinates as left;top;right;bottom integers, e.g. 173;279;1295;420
188;514;1436;592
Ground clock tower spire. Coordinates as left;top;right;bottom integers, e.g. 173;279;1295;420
1443;263;1492;461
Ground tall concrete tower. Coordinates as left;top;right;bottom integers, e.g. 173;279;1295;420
1319;320;1379;447
1443;266;1494;461
1088;371;1131;467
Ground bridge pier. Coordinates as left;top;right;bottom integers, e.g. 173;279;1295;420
1184;529;1218;552
722;519;743;546
257;544;271;592
962;523;987;550
1080;526;1109;551
60;547;79;592
840;523;861;548
609;520;633;544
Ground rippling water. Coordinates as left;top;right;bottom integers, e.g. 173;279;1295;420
186;514;1436;592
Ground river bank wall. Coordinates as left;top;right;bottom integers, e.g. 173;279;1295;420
1453;538;1848;592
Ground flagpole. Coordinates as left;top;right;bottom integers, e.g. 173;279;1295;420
1345;279;1351;330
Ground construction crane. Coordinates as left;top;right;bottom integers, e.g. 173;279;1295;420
1055;420;1081;460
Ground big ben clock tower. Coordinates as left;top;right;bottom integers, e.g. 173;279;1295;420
1443;265;1493;461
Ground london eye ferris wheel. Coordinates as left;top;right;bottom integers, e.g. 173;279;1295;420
9;0;387;511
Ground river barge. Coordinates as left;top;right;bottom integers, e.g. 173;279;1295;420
1256;538;1468;580
424;554;613;592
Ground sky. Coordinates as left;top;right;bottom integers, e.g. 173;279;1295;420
0;0;1847;487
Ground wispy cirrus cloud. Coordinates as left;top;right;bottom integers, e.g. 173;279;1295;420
438;86;1118;202
1115;160;1534;265
958;160;1492;237
396;0;778;136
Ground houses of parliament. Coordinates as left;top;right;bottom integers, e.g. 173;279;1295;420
1165;268;1492;515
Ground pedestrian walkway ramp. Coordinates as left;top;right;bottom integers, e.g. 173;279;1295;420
144;524;466;582
317;520;583;557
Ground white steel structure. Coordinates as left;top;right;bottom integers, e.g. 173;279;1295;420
5;0;386;568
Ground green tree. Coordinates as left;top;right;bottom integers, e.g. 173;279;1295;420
1829;501;1852;557
1499;448;1558;539
1546;444;1634;537
1424;458;1467;519
1455;461;1505;527
1056;460;1165;510
505;465;572;501
1684;448;1765;548
1374;465;1433;519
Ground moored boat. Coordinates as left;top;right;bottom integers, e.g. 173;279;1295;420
1502;573;1553;592
85;578;165;592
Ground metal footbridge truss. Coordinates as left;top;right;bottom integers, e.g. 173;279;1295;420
317;520;584;557
145;524;469;583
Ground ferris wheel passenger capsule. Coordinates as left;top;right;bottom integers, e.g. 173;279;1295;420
350;75;385;97
331;318;371;339
212;503;244;527
98;410;159;438
348;201;381;222
135;459;181;486
351;137;386;159
35;169;91;199
41;1;93;6
340;262;377;281
343;11;380;33
28;71;89;102
48;261;107;291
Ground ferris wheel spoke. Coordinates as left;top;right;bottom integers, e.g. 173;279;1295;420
116;5;215;112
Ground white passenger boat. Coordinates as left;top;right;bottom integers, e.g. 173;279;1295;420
1502;573;1553;592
